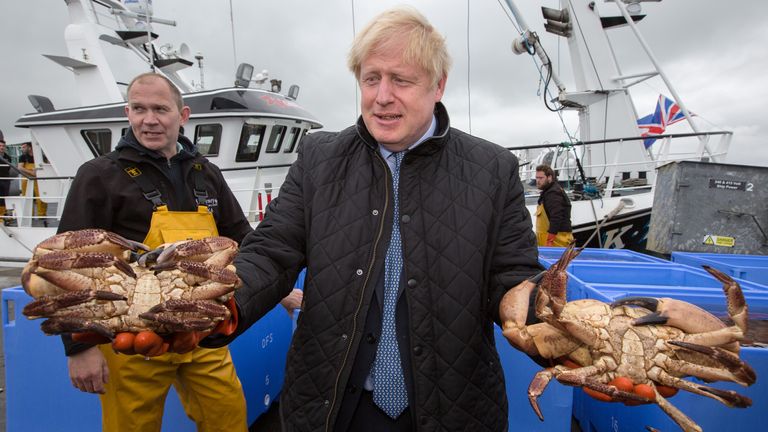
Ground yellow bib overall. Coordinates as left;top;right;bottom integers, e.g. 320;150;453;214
535;203;575;247
20;159;47;217
98;205;247;432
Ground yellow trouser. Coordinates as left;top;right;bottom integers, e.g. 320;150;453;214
21;178;48;216
99;345;247;432
536;204;574;246
99;205;247;431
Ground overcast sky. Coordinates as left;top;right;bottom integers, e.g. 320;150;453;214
1;0;766;166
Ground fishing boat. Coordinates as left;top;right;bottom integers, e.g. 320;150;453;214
1;0;738;264
506;0;732;250
1;0;322;264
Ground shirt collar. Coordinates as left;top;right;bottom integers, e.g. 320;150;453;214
378;114;437;160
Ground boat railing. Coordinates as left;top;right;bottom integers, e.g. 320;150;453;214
0;162;296;228
512;130;732;199
0;175;73;228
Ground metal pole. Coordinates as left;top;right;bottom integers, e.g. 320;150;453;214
612;0;713;159
502;0;567;92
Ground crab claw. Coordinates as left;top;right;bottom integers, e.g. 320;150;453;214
154;260;238;284
22;251;137;298
153;237;239;267
536;243;582;324
35;229;148;259
702;265;748;333
613;296;727;334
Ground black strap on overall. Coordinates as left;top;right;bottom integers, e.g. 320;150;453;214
106;151;209;209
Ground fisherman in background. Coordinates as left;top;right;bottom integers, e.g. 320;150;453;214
535;164;575;246
0;130;12;223
17;141;48;224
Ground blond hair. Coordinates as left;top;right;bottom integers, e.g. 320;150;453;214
347;6;451;86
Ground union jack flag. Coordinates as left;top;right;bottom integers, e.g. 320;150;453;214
637;95;691;148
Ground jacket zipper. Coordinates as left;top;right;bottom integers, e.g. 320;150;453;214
324;153;391;431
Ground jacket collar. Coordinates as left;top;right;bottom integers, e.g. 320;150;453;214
355;102;451;154
115;128;197;164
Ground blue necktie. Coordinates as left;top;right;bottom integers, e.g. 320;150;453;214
373;151;408;418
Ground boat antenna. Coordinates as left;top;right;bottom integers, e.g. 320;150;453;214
195;53;205;90
229;0;239;72
142;0;155;71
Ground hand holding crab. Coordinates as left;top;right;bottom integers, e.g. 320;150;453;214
21;229;241;356
499;244;756;432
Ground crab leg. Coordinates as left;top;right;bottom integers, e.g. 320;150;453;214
528;364;652;421
138;312;218;332
653;388;703;432
139;300;229;332
23;290;126;318
649;365;753;407
146;299;230;317
39;317;115;339
550;365;652;403
667;341;756;386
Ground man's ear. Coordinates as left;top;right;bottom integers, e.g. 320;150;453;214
434;75;447;102
180;106;191;125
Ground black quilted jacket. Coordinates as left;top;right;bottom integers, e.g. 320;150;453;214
211;103;540;431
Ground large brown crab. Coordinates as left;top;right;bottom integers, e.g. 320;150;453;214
21;229;240;339
499;244;756;432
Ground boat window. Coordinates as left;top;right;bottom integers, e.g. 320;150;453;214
236;124;266;162
266;125;287;153
283;127;302;153
81;129;112;157
194;124;222;156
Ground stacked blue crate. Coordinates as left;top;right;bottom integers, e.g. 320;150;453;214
2;287;293;432
672;252;768;288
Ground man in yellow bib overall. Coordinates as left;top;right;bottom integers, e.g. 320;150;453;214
535;164;575;247
18;141;48;221
57;73;251;431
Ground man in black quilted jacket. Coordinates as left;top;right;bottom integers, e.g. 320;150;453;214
203;6;541;431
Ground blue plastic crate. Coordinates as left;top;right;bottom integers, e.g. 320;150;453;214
556;262;768;304
672;252;768;288
539;247;667;266
2;287;292;432
494;324;573;431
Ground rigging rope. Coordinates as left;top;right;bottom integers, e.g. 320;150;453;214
466;0;472;134
351;0;359;119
